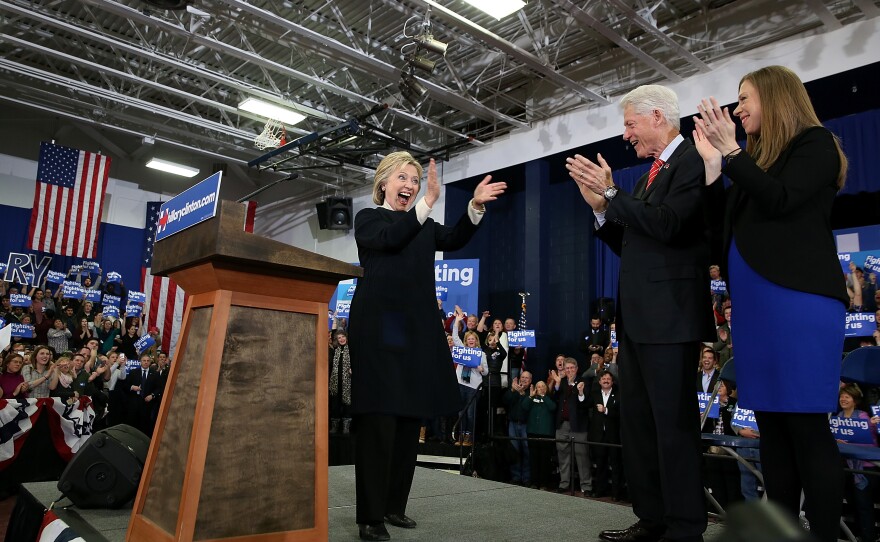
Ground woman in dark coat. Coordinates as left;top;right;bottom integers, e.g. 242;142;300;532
348;151;505;541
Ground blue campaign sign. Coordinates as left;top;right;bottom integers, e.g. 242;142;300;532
135;335;156;354
452;346;482;368
846;312;877;337
610;330;618;349
329;258;480;320
697;392;720;418
81;261;100;272
102;294;121;308
61;282;84;300
731;406;759;432
155;171;221;242
865;254;880;275
435;259;479;318
126;303;143;316
0;316;5;329
84;290;102;303
333;278;356;319
435;285;448;301
106;271;122;283
508;330;536;347
103;305;120;318
128;291;146;304
710;279;727;295
830;416;875;445
9;293;32;307
45;271;66;284
11;323;34;338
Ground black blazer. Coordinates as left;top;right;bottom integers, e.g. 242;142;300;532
349;206;479;418
598;138;716;344
550;377;591;433
588;387;620;443
711;126;848;306
127;367;158;398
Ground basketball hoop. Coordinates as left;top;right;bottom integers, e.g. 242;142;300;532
254;118;287;150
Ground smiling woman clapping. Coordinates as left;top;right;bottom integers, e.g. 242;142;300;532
347;151;506;541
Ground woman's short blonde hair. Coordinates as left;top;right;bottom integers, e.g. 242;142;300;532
463;331;481;346
372;151;423;205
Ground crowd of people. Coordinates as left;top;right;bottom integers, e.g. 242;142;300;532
1;275;171;438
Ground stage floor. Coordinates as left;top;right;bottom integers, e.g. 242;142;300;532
21;466;726;541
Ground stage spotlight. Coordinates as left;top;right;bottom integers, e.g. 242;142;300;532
399;73;429;108
416;34;448;56
408;55;436;74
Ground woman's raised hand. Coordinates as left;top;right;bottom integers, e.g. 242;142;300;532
473;175;507;206
425;158;440;208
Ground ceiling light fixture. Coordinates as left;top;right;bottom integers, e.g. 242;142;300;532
146;158;200;177
398;73;429;109
462;0;525;20
238;97;306;126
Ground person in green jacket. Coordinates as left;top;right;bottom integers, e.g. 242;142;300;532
522;381;556;490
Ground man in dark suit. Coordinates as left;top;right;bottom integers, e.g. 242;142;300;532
579;314;610;359
549;357;593;496
589;370;623;500
126;353;158;435
567;84;715;542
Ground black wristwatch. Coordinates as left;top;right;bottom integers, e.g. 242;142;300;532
603;186;619;201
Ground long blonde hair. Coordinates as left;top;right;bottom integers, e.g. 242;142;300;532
371;151;423;205
740;66;847;189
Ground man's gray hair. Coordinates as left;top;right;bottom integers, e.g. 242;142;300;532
619;85;680;130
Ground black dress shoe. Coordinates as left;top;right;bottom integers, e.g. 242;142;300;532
358;523;391;541
383;514;417;528
599;522;664;542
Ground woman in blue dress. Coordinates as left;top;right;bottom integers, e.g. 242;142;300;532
693;65;849;542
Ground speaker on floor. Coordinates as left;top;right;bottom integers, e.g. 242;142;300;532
57;425;151;509
316;197;353;231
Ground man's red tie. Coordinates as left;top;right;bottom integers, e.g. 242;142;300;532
646;159;665;190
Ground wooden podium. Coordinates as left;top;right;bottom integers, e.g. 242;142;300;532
126;200;361;542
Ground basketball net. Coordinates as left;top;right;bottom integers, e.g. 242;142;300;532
254;118;287;150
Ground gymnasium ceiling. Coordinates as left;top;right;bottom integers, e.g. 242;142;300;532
1;0;878;203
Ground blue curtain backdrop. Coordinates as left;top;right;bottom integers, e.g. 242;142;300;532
0;203;144;291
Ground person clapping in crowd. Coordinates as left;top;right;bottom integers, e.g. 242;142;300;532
522;380;556;491
329;329;353;435
483;329;507;435
96;318;119;355
579;315;609;358
47;317;72;354
504;371;532;486
550;357;593;497
107;352;128;427
22;345;54;398
589;370;623;500
0;352;28;399
48;355;76;401
452;308;488;447
837;384;877;542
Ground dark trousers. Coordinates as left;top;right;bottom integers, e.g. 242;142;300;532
592;439;624;499
753;411;843;542
619;333;706;539
354;414;420;525
528;433;554;489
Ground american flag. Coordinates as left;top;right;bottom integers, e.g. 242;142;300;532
28;142;111;258
141;202;188;357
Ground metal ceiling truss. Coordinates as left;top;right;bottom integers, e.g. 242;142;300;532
1;0;877;204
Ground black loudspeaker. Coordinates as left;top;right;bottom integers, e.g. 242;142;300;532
58;425;150;509
316;197;353;231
